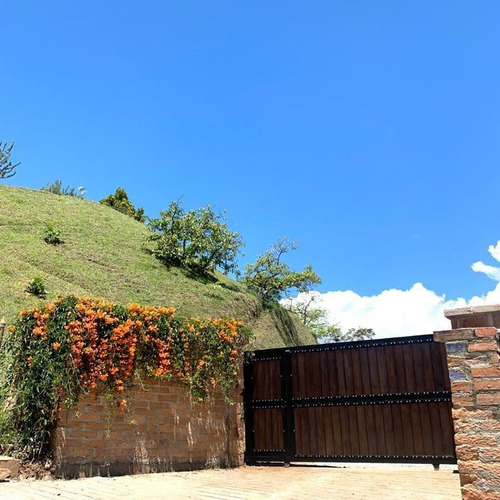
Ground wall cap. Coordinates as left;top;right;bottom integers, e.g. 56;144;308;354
444;305;500;318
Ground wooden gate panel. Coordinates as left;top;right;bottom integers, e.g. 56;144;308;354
252;360;281;401
293;401;454;459
253;408;284;452
244;335;456;464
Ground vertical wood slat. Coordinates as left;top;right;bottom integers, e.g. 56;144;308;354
344;349;355;397
430;342;446;392
299;407;310;456
412;344;426;393
359;348;372;395
429;402;444;456
368;348;380;395
331;406;342;455
421;343;436;393
440;401;456;456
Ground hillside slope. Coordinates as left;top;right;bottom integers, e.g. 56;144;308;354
0;185;315;349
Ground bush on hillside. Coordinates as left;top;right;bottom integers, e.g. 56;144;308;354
147;201;243;275
41;180;86;198
100;187;146;223
25;277;47;298
43;224;64;245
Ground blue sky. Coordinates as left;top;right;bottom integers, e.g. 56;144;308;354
2;1;500;333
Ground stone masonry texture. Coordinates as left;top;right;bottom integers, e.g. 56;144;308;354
435;306;500;500
51;378;244;479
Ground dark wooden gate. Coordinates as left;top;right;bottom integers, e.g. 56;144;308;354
244;335;456;465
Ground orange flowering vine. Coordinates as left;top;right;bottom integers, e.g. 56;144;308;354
2;295;250;460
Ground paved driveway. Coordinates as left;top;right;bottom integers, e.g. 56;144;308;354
0;465;461;500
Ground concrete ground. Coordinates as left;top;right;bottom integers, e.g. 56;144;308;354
0;464;461;500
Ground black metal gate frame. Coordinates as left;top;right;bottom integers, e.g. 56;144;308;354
244;334;457;465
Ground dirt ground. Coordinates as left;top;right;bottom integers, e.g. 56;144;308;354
0;464;461;500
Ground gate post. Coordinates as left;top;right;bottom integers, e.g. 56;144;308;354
434;305;500;500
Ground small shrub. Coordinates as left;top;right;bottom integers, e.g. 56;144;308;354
25;277;47;298
43;225;64;245
41;180;85;198
100;187;146;223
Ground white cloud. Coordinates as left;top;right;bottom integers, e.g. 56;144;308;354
471;240;500;281
488;241;500;262
471;261;500;281
287;241;500;340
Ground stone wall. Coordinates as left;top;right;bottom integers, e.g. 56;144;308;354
434;305;500;500
51;378;244;478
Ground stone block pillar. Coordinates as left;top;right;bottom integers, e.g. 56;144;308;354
434;305;500;500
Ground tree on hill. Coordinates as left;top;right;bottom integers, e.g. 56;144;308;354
285;294;375;343
241;238;321;302
147;201;243;275
100;187;146;223
0;141;20;179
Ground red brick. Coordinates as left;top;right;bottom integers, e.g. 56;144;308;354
476;462;500;477
454;419;477;433
448;357;466;367
475;327;499;338
471;366;500;378
480;420;500;431
129;415;147;425
460;472;477;487
477;393;500;405
156;395;180;403
469;341;498;352
456;446;479;461
452;393;475;407
454;433;498;447
67;429;101;439
130;406;153;416
462;486;500;500
451;381;473;392
475;379;500;391
434;329;474;342
134;391;158;402
64;447;93;458
480;447;500;462
85;439;111;448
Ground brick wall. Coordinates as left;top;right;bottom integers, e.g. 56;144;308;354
51;378;244;478
434;306;500;500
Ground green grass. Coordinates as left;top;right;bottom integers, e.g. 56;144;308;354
0;185;315;349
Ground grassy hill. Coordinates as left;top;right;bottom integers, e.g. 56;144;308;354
0;185;315;349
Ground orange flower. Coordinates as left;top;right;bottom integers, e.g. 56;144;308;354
52;342;61;351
